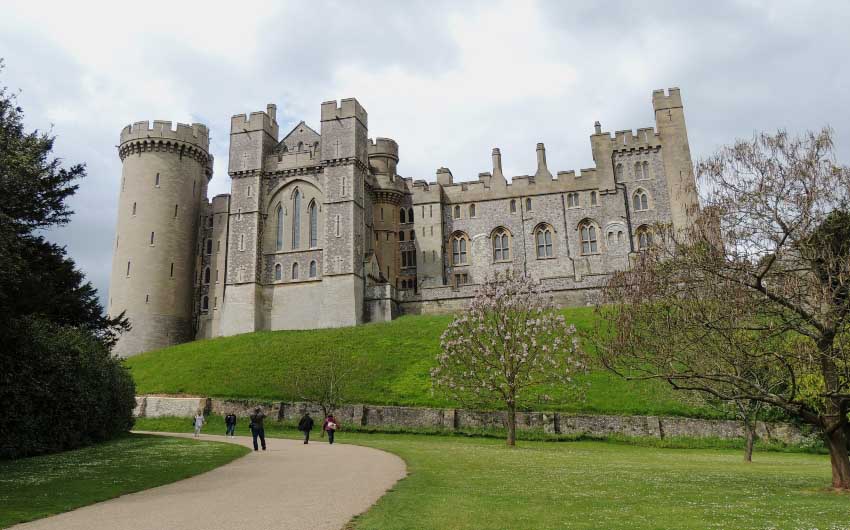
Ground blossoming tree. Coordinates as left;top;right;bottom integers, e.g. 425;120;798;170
431;271;589;446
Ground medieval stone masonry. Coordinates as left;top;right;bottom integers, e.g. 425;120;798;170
108;88;699;357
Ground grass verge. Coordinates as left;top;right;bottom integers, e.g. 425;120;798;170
0;433;249;527
127;309;722;418
135;417;847;530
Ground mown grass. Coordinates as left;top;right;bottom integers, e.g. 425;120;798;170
127;308;720;418
136;418;848;530
0;433;249;527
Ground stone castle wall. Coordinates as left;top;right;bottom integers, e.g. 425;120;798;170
132;396;805;445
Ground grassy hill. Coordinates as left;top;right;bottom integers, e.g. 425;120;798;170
126;307;718;418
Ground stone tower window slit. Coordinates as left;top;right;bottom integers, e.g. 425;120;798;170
309;260;317;278
155;173;160;187
206;239;212;255
170;262;174;278
203;267;211;284
150;232;155;246
174;204;178;218
510;199;516;213
132;202;137;215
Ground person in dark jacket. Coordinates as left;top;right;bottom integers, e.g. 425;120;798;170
249;407;266;451
322;414;339;445
298;412;314;444
225;413;237;437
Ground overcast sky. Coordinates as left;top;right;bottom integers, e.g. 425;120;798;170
2;0;849;308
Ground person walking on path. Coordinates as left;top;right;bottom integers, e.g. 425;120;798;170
249;407;267;451
225;413;237;437
193;412;205;438
298;412;314;444
323;414;339;445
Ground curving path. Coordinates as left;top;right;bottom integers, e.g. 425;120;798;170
14;432;407;530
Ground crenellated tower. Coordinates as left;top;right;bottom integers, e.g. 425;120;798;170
109;120;212;357
369;137;405;286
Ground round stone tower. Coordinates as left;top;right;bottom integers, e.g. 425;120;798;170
108;120;213;357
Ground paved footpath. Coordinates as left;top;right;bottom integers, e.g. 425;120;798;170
14;431;407;530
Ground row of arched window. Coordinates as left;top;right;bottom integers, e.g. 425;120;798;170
399;208;415;224
275;190;319;251
398;230;415;241
448;223;654;265
273;260;318;281
616;161;652;181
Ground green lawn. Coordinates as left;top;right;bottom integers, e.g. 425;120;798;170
0;434;249;528
127;309;719;418
136;418;848;530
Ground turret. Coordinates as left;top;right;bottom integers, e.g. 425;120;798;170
108;120;212;357
653;87;699;233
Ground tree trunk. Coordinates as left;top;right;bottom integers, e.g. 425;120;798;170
506;403;517;447
824;427;850;490
743;422;755;463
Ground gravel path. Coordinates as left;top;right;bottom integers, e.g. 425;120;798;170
13;431;406;530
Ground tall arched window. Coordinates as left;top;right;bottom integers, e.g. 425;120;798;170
453;205;461;219
400;208;406;224
408;208;414;222
399;231;405;241
469;204;476;218
292;190;302;249
291;262;299;280
535;225;554;258
634;162;644;180
276;204;284;250
274;263;282;281
309;260;317;278
202;296;209;311
510;199;516;213
492;228;511;262
636;226;653;251
205;239;212;255
308;200;318;248
632;189;649;211
409;230;415;240
451;233;469;265
642;161;650;179
203;267;211;284
615;163;624;181
590;191;598;206
579;221;598;254
526;198;532;211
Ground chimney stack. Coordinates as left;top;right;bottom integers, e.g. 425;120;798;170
535;143;553;179
594;121;602;134
492;148;504;179
267;104;277;122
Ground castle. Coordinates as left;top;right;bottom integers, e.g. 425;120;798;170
108;88;699;357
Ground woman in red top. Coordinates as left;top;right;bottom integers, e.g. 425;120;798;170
322;414;339;445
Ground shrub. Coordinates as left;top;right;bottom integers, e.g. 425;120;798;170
0;317;136;459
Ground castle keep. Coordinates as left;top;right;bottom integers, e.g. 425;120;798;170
108;88;699;357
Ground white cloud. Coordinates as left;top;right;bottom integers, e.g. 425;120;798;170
1;0;848;308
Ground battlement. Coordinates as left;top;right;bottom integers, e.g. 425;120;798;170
652;87;682;111
120;121;210;151
608;127;662;152
368;137;399;160
320;98;368;127
230;105;279;137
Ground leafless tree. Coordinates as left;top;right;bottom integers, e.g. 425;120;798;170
431;271;589;446
592;128;850;488
284;350;358;435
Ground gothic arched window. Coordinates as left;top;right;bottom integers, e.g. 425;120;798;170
400;208;406;224
632;189;649;211
275;204;284;251
274;263;282;281
469;204;476;218
292;189;302;249
399;231;405;241
451;233;469;265
526;198;532;211
615;163;624;182
492;228;511;262
309;260;317;278
291;262;299;280
510;199;516;213
453;205;461;219
579;221;599;254
408;208;414;222
308;200;318;248
636;226;653;251
203;267;211;284
535;225;554;258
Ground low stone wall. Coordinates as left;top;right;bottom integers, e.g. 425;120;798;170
133;395;805;444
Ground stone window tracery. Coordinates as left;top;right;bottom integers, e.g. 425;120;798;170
535;225;554;258
632;189;649;211
579;221;599;254
451;232;469;265
492;228;511;262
